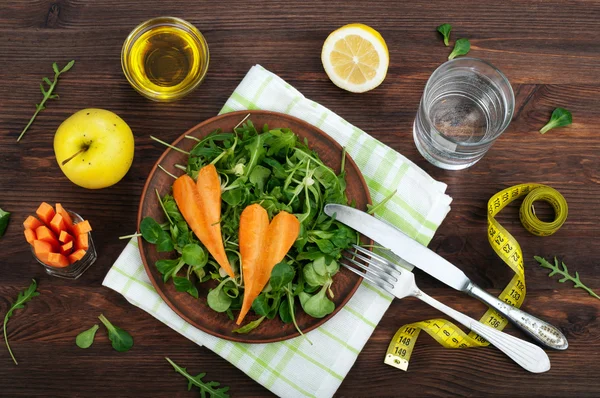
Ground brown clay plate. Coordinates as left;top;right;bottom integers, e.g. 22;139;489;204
138;110;371;343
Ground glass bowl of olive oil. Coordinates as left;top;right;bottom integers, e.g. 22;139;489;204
121;17;209;102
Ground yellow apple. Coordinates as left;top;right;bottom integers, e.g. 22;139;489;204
54;108;135;189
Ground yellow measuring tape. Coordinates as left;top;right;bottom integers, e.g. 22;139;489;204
384;183;568;371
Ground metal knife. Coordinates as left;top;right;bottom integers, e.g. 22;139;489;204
325;204;568;350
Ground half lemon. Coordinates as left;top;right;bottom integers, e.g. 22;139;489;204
321;23;389;93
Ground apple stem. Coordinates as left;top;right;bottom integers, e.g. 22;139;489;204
157;164;178;179
61;147;87;166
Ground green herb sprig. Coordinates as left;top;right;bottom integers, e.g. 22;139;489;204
98;314;134;352
534;256;600;300
539;108;572;134
448;38;470;60
0;207;10;238
437;23;452;46
17;60;75;142
166;357;230;397
3;279;39;365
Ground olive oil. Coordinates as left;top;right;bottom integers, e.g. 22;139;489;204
122;17;209;101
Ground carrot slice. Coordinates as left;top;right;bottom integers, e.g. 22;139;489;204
37;252;51;266
36;202;56;226
59;230;73;243
172;171;234;278
47;252;69;268
72;220;92;236
24;229;37;245
68;249;86;264
55;203;74;229
49;213;67;236
60;241;73;256
33;239;54;256
35;225;60;248
236;204;270;325
236;209;300;325
75;233;89;251
23;215;44;231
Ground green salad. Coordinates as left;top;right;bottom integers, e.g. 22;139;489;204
141;120;359;334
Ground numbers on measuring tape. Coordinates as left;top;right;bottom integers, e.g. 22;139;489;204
488;316;502;328
404;327;417;335
502;242;513;253
394;347;407;356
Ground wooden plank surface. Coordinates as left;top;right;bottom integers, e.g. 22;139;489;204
1;0;599;396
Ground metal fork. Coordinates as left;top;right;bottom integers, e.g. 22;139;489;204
342;245;551;373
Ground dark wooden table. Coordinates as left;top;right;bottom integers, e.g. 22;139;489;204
1;1;599;396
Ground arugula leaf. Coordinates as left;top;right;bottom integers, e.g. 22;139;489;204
3;279;39;365
232;316;266;334
243;134;268;177
249;165;271;192
266;128;297;156
448;38;470;60
539;108;572;134
437;23;452;46
98;314;133;352
17;60;75;142
535;256;599;300
222;188;243;206
166;357;230;397
76;324;99;349
0;207;10;237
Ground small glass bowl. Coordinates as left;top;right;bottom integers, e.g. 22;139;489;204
31;211;97;280
121;16;210;102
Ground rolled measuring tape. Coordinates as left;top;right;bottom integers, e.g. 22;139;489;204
384;183;568;371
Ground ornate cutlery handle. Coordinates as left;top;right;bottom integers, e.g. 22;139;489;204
466;282;568;350
416;290;551;373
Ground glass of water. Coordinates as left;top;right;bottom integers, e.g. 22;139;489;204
413;58;514;170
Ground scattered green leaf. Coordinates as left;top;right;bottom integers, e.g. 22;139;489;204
3;279;39;365
232;316;266;334
17;60;75;142
173;277;199;299
76;324;99;349
535;256;599;300
165;357;230;397
0;207;10;238
437;23;452;46
448;38;470;60
98;314;133;352
539;108;572;134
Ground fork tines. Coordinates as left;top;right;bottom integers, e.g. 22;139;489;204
341;244;401;294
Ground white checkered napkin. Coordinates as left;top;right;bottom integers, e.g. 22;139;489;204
103;65;452;398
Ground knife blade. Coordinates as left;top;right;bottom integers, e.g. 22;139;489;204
324;203;470;290
324;203;569;350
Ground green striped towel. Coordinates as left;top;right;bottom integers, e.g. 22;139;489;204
103;65;452;398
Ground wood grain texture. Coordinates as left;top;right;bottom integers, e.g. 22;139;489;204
0;0;599;396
